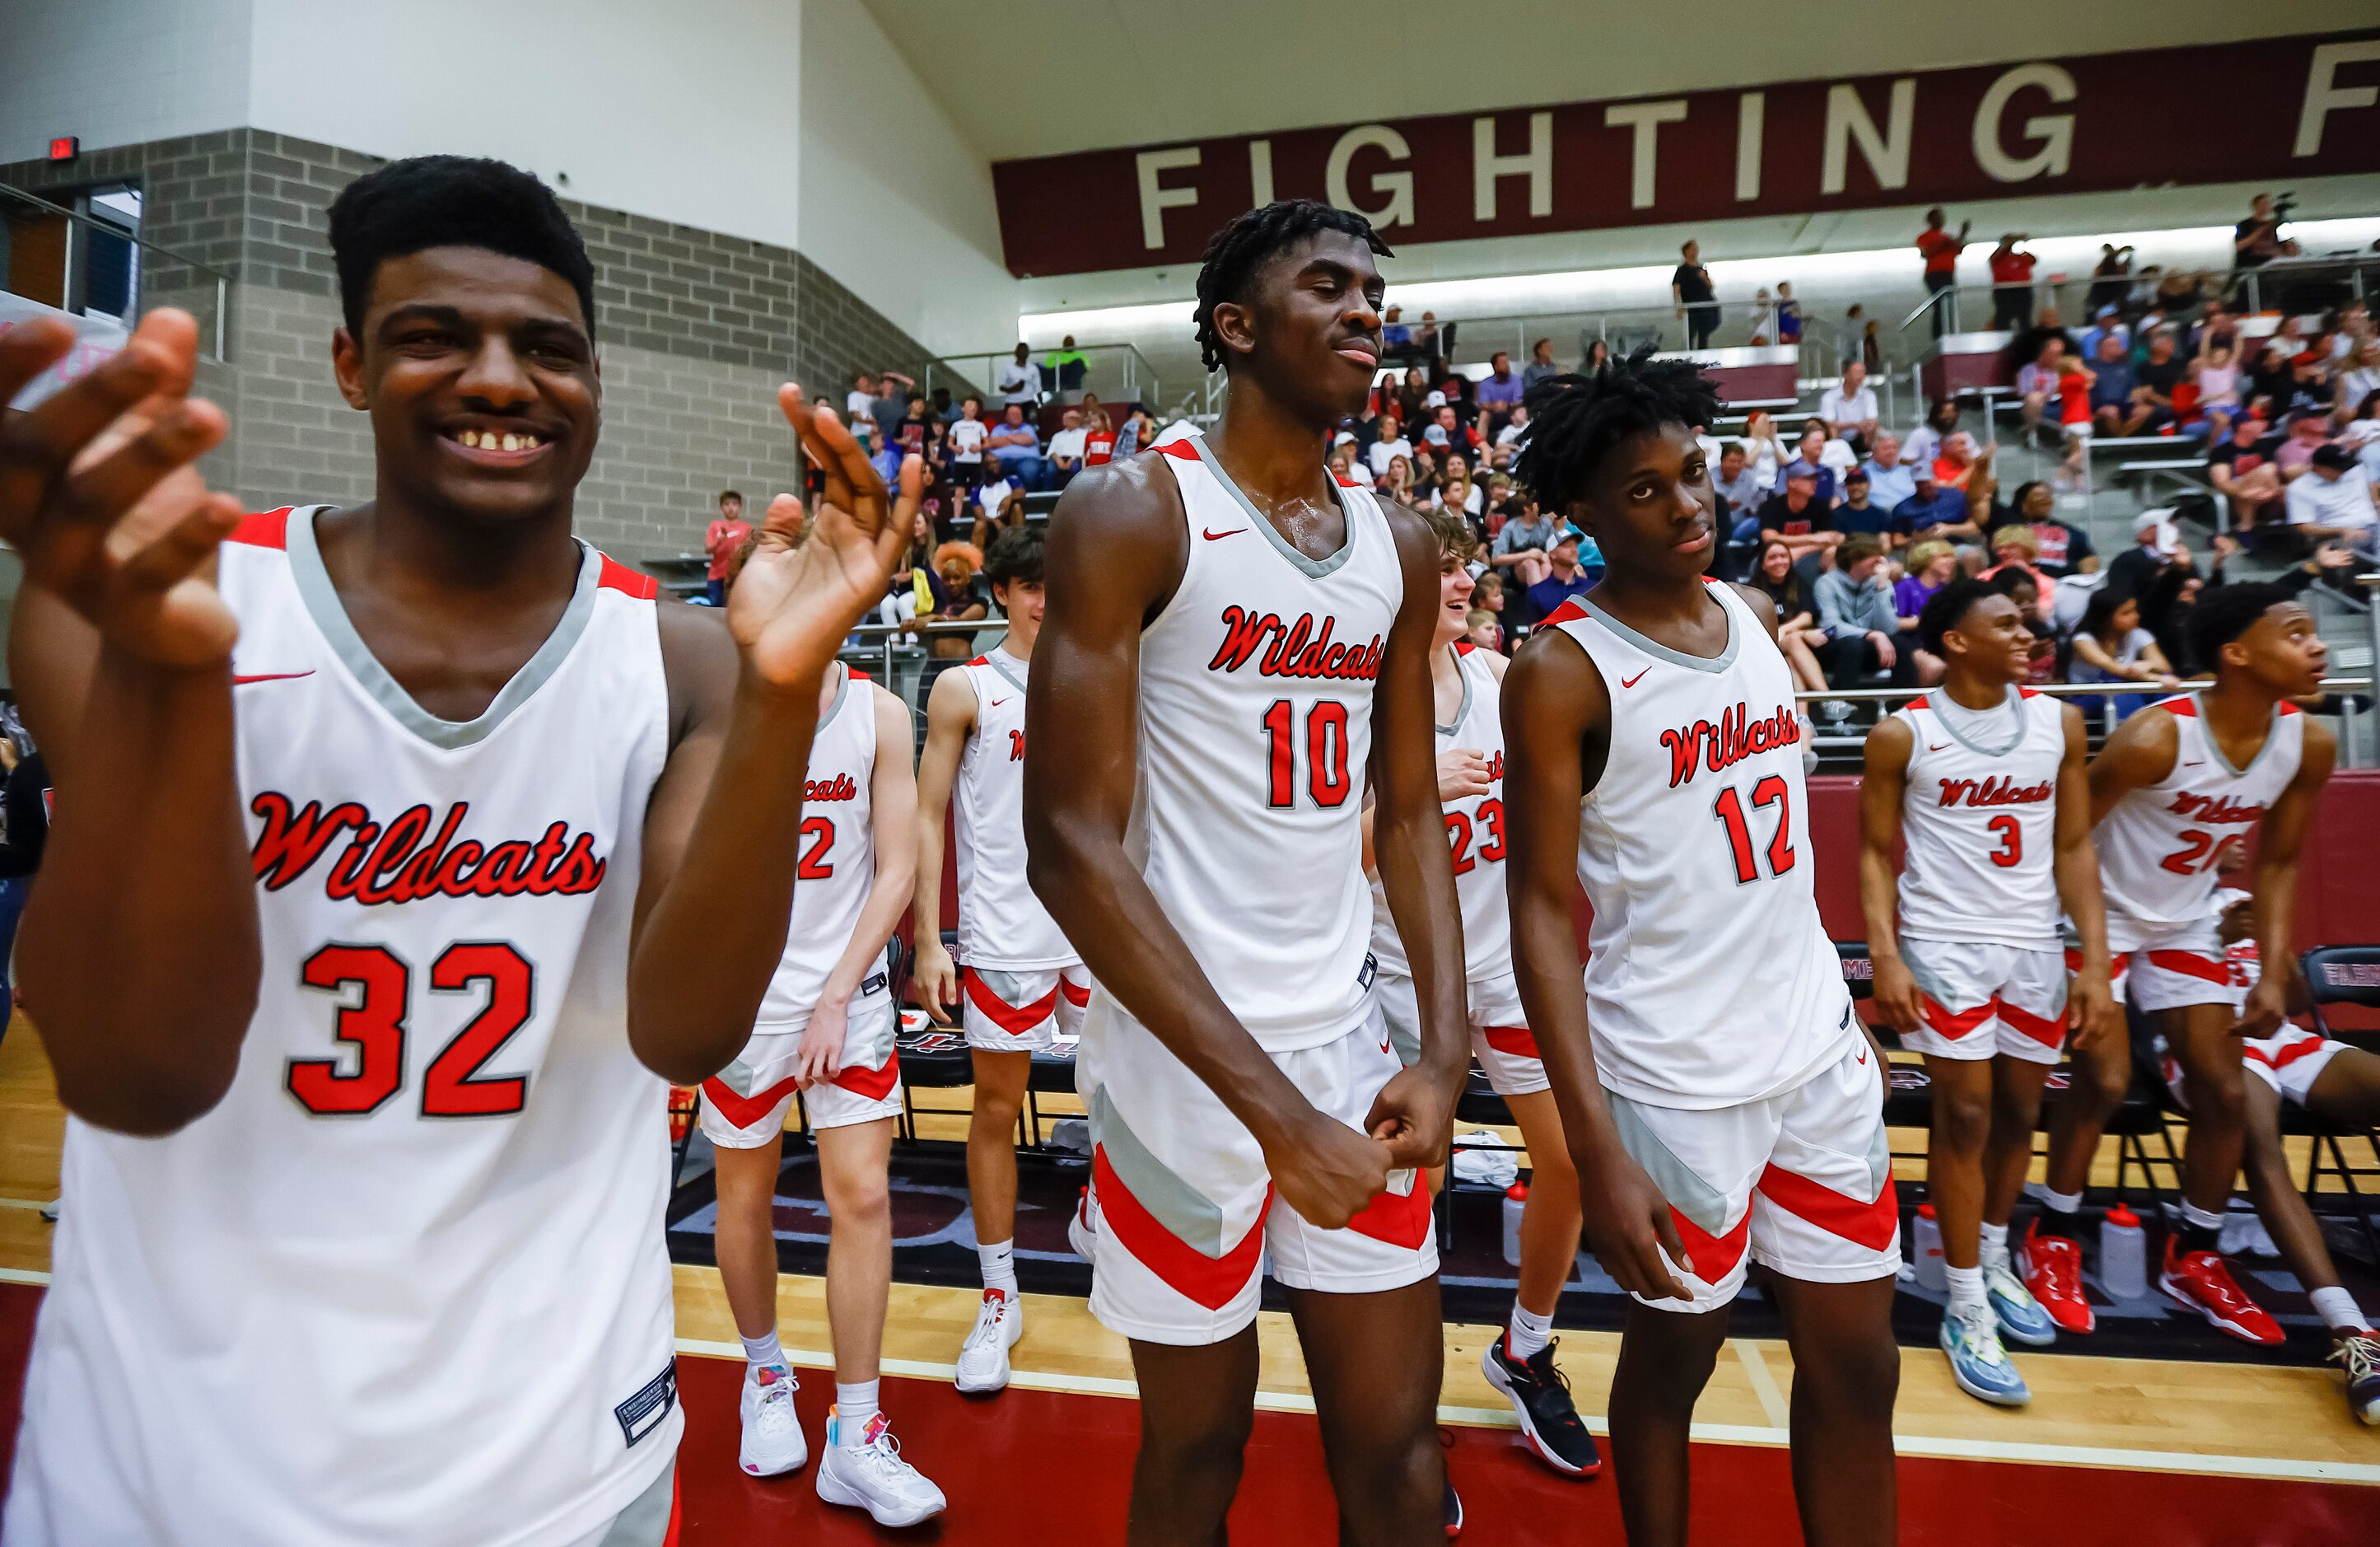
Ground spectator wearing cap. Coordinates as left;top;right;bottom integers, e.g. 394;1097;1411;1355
1756;469;1840;564
1428;401;1482;460
2107;507;2189;602
1524;529;1600;623
1830;470;1897;546
1892;466;1972;543
1476;352;1525;427
1780;423;1841;507
1861;432;1916;513
1046;408;1090;487
2286;443;2380;559
1818;362;1880;445
2079;306;2129;364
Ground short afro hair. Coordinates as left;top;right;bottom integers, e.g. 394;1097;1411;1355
2186;581;2299;674
1917;576;2000;658
1512;345;1723;517
983;526;1046;591
327;155;595;339
1192;199;1391;374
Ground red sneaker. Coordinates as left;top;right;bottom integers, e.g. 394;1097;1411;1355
2023;1220;2094;1334
2158;1236;2283;1344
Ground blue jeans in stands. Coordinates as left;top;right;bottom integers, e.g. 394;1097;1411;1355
993;452;1047;492
0;878;26;1046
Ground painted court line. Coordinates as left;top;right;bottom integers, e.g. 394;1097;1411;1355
1734;1339;1792;1429
674;1336;2380;1486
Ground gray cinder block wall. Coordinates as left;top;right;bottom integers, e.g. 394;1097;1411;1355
2;130;943;563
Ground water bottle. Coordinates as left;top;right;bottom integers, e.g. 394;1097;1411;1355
2100;1203;2149;1300
1502;1184;1528;1268
1910;1203;1945;1292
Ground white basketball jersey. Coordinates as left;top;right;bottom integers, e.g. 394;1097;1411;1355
7;507;678;1546
1548;582;1852;1110
1106;433;1403;1053
1370;643;1510;984
1892;687;2066;949
954;649;1074;970
2097;694;2303;947
758;666;881;1025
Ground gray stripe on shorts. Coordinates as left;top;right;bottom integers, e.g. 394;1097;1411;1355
595;1461;674;1547
1895;939;1961;1011
1089;1084;1230;1257
1603;1091;1734;1238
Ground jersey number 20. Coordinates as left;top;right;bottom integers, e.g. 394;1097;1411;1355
287;942;535;1118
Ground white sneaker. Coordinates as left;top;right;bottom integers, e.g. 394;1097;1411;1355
1067;1185;1099;1262
816;1409;947;1526
738;1364;808;1477
954;1288;1024;1394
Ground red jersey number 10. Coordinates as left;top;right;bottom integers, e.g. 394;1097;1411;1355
1262;699;1352;809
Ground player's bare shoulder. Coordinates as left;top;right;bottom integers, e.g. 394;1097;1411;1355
653;592;737;747
1727;580;1780;639
1045;449;1191;607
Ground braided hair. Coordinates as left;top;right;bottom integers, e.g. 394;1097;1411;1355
1192;200;1392;374
1512;345;1721;516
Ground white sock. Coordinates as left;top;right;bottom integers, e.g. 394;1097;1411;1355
741;1330;785;1373
2041;1187;2084;1216
1944;1263;1987;1315
1506;1302;1554;1360
1979;1221;2011;1267
2311;1285;2369;1334
2181;1199;2226;1232
978;1237;1018;1295
836;1380;881;1439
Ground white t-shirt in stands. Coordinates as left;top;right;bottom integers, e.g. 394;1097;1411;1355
950;418;987;464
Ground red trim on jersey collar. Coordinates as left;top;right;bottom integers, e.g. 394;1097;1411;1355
2280;701;2303;715
1904;694;1930;711
2161;696;2198;717
968;654;990;666
1454;641;1477;656
229;508;292;548
1538;597;1594;629
2018;687;2042;698
1332;474;1362;488
847;668;870;680
1155;441;1200;461
596;552;659;599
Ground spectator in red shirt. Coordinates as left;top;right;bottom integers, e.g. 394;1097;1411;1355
1916;207;1971;337
703;489;750;607
1989;233;2037;332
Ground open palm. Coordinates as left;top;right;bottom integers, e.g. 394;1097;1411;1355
727;386;919;689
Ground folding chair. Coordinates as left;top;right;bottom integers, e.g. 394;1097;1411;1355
2298;945;2380;1264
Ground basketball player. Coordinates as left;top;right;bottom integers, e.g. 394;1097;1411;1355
2024;583;2332;1343
910;525;1090;1394
1858;577;2116;1406
0;157;913;1545
2153;890;2380;1423
703;652;941;1524
1365;505;1597;1476
1024;201;1468;1545
1505;348;1899;1547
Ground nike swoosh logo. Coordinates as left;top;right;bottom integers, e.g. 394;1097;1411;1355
1202;527;1245;541
1855;1045;1869;1065
1928;741;1950;751
233;671;315;685
1621;668;1650;689
989;699;1010;708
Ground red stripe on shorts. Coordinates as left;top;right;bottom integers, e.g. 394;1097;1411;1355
1668;1204;1752;1283
962;968;1061;1035
1344;1176;1435;1251
1061;975;1092;1007
1754;1162;1901;1250
830;1053;901;1102
1479;1025;1542;1060
2145;950;2228;984
700;1073;800;1129
1091;1144;1270;1310
2247;1035;2327;1072
1994;997;2065;1048
1919;996;1995;1040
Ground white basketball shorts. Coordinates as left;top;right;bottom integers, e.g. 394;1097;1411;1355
1076;997;1438;1347
1897;937;2068;1064
1376;969;1551;1097
1604;1035;1898;1314
960;962;1091;1054
699;981;903;1146
2101;914;2233;1014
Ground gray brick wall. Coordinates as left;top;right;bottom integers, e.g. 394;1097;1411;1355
3;129;948;563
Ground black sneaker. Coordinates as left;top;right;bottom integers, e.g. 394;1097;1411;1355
1482;1334;1602;1476
1443;1478;1463;1539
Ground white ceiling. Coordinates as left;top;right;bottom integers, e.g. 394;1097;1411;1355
861;0;2374;164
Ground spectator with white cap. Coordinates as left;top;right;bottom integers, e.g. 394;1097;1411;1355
2105;508;2188;603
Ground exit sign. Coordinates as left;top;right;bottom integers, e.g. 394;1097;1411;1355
47;136;77;161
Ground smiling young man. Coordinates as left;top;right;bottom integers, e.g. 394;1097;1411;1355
0;156;912;1546
1504;348;1900;1547
1859;577;2116;1407
1024;200;1467;1545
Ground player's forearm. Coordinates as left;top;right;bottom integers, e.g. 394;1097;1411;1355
1027;814;1316;1144
911;814;947;941
628;667;821;1083
2250;858;2299;969
20;646;259;1134
1858;845;1904;961
1375;804;1468;1084
824;872;913;1004
2053;838;2113;970
1508;890;1623;1151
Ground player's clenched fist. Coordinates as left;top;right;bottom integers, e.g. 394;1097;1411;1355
0;309;244;667
1264;1111;1396;1232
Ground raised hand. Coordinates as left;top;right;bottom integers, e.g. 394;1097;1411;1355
726;386;919;692
0;309;243;667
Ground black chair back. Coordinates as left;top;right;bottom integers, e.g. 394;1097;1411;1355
2298;945;2380;1038
1836;941;1875;1002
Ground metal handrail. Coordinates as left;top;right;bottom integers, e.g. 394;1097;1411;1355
0;181;234;360
1788;678;2371;702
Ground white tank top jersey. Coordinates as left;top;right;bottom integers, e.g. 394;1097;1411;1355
6;507;679;1547
1113;432;1405;1053
2097;694;2304;944
758;665;883;1025
954;649;1075;970
1891;687;2066;949
1547;581;1853;1110
1370;643;1511;984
